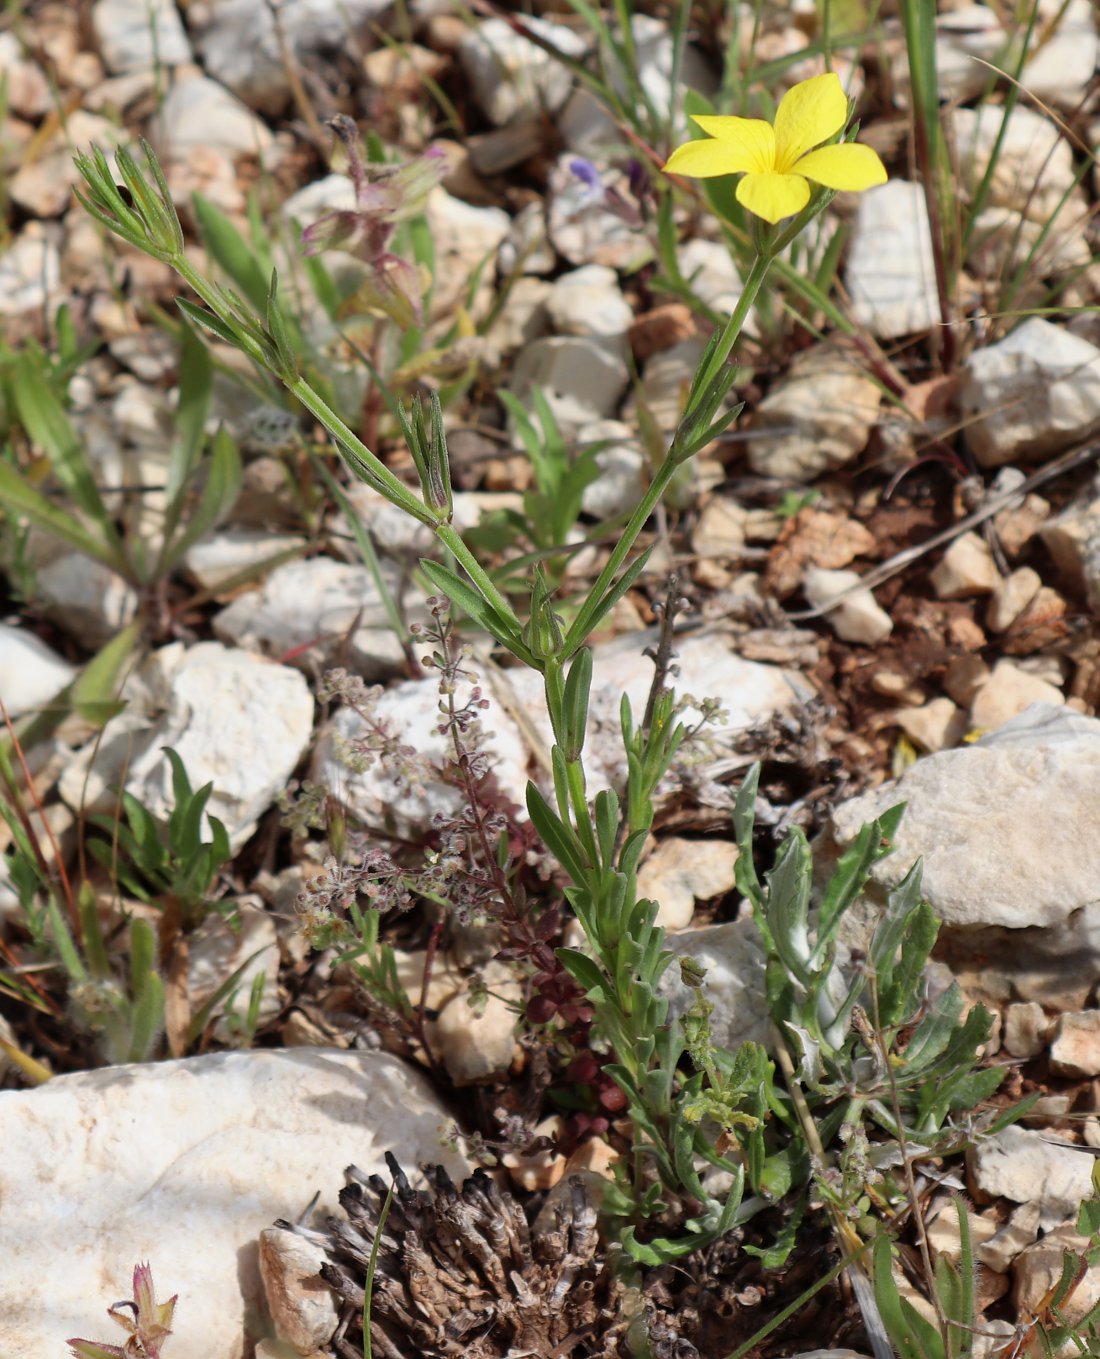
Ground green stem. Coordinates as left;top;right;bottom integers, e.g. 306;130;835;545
287;378;433;525
174;255;523;635
434;522;521;632
680;248;774;422
563;247;774;657
562;456;680;655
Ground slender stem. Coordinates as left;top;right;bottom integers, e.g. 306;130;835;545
287;378;434;525
434;522;521;631
681;248;773;418
562;454;681;655
175;252;524;633
564;249;775;657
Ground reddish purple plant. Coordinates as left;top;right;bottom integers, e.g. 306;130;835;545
301;115;445;329
68;1263;176;1359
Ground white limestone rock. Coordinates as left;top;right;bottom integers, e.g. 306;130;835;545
829;704;1100;930
58;642;314;851
802;567;893;645
628;336;707;430
933;5;1007;101
0;224;62;319
508;335;629;439
498;200;556;276
970;661;1064;731
213;556;414;680
970;1126;1094;1231
660;919;769;1050
954;104;1079;223
677;238;747;320
977;1202;1041;1274
545;264;633;343
0;623;76;719
315;667;531;841
9;111;120;218
431;963;522;1086
691;496;748;559
746;347;882;481
317;622;803;844
1049;1011;1100;1078
894;697;966;753
190;0;391;114
929;531;1000;599
0;32;51;118
484;276;552;361
183;528;308;593
986;567;1042;633
1003;1002;1050;1059
961;318;1100;467
92;0;192;73
637;837;738;931
458;16;586;126
505;627;806;799
1038;493;1100;598
258;1227;338;1354
846;181;939;338
0;1049;468;1359
151;74;275;160
579;419;645;519
1013;1223;1100;1329
328;486;523;562
33;553;138;649
424;186;511;317
1018;0;1099;107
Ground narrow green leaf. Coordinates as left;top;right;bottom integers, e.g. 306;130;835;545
129;916;158;996
165;321;213;505
127;970;165;1063
763;830;813;988
185;944;272;1047
556;947;609;1002
175;298;248;350
47;896;87;984
816;805;906;951
70;620;142;726
12;355;121;552
418;558;530;659
559;648;592;761
563;546;653;658
732;766;767;925
192;193;270;311
160;427;242;570
873;1235;944;1359
0;461;125;573
594;787;619;869
525;783;590;884
77;880;111;980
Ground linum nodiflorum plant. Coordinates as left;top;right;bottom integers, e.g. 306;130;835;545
71;79;998;1269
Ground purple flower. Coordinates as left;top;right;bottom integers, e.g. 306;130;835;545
568;157;603;190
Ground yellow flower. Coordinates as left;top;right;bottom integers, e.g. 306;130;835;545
663;73;887;225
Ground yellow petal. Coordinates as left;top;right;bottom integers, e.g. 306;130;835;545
687;116;776;173
736;172;811;224
794;142;888;192
773;73;848;172
664;138;749;179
